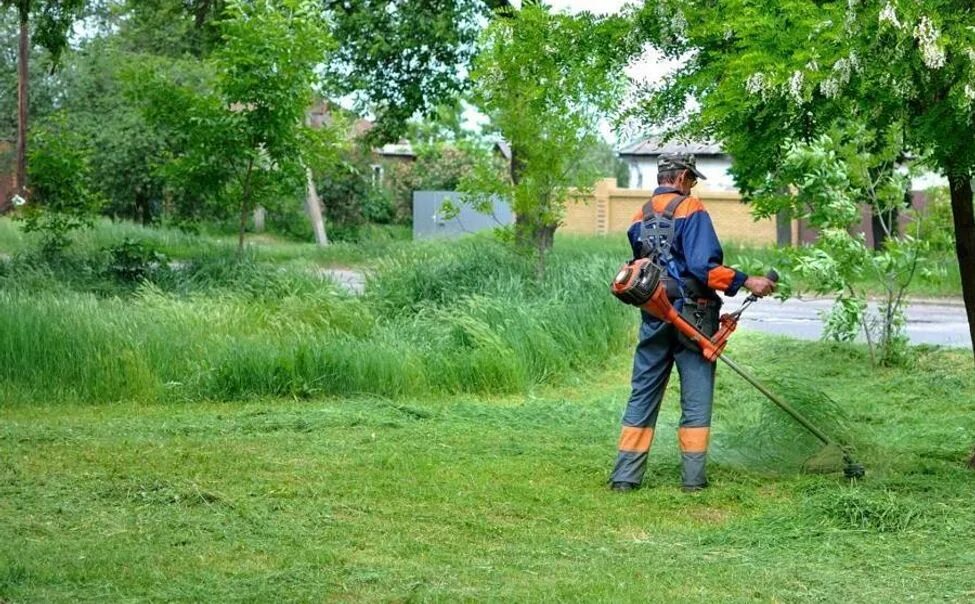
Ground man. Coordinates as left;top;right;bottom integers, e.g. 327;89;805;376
609;153;775;492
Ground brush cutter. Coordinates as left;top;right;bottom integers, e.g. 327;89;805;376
611;258;865;480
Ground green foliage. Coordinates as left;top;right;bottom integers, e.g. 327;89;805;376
112;0;227;58
462;4;634;271
633;0;975;189
324;0;487;143
19;114;103;253
0;0;85;64
314;144;395;239
0;11;59;141
752;129;924;366
137;0;334;247
52;40;176;224
386;140;504;223
105;237;170;283
916;187;956;253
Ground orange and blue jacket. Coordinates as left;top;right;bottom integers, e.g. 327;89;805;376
626;186;747;300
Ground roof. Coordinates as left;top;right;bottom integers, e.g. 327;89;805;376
618;137;725;157
378;142;416;158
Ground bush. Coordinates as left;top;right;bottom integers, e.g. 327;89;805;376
105;238;170;283
19;113;104;254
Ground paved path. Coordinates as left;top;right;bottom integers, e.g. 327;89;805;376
320;268;367;295
739;297;971;348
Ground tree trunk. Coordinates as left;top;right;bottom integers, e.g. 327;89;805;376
305;166;328;246
775;208;792;247
237;160;255;255
9;13;29;211
946;173;975;368
947;174;975;469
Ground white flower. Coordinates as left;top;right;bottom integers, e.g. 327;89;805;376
806;59;820;72
820;77;840;99
834;58;852;84
966;85;975;101
788;70;804;102
670;10;688;39
746;72;767;96
879;2;902;29
914;16;946;69
966;48;975;62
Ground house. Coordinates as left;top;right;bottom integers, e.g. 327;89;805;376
618;137;737;192
618;135;945;194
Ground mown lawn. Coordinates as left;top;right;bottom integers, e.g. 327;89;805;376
3;334;973;602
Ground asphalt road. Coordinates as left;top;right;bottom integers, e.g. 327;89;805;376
738;296;971;348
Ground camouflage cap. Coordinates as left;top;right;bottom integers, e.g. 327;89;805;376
658;153;707;180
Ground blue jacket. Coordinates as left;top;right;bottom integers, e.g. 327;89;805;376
626;186;747;301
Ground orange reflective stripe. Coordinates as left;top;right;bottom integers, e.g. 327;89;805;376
678;427;710;453
618;426;654;453
707;266;736;291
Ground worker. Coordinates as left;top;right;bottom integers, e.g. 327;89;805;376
609;153;776;492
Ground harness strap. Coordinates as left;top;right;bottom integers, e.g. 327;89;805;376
639;194;691;300
640;194;688;222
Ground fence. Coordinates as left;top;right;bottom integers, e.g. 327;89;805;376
560;178;791;246
413;191;513;240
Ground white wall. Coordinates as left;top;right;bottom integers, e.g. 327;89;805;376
626;156;738;192
626;156;946;193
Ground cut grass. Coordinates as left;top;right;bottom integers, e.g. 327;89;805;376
1;336;973;602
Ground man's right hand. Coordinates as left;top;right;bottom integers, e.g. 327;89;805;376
744;276;776;297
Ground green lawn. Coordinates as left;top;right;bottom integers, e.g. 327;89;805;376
3;334;973;602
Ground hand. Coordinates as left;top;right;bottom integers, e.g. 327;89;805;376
744;276;776;298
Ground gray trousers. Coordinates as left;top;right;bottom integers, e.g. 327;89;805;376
610;317;716;488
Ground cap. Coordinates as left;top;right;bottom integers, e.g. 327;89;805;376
658;153;707;180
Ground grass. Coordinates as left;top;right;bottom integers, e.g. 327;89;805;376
1;336;973;601
0;233;632;404
0;218;972;600
0;217;412;268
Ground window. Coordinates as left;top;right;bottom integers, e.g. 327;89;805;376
370;164;384;187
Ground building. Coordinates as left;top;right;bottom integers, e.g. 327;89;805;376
619;135;946;194
619;137;737;192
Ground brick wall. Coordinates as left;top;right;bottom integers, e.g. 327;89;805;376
560;178;790;246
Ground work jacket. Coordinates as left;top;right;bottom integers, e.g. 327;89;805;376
626;186;747;305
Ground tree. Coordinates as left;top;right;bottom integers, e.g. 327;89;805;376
138;0;334;251
323;0;493;143
53;40;173;225
19;113;103;254
0;0;85;212
632;0;975;367
462;4;633;278
753;125;925;366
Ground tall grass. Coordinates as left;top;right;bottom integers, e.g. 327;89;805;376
0;235;633;405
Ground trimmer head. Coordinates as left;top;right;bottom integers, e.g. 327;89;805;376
843;460;866;480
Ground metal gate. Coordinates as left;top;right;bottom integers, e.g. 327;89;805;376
412;191;513;240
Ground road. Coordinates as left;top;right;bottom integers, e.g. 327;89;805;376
738;296;971;348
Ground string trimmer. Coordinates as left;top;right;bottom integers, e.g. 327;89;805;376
611;258;865;480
